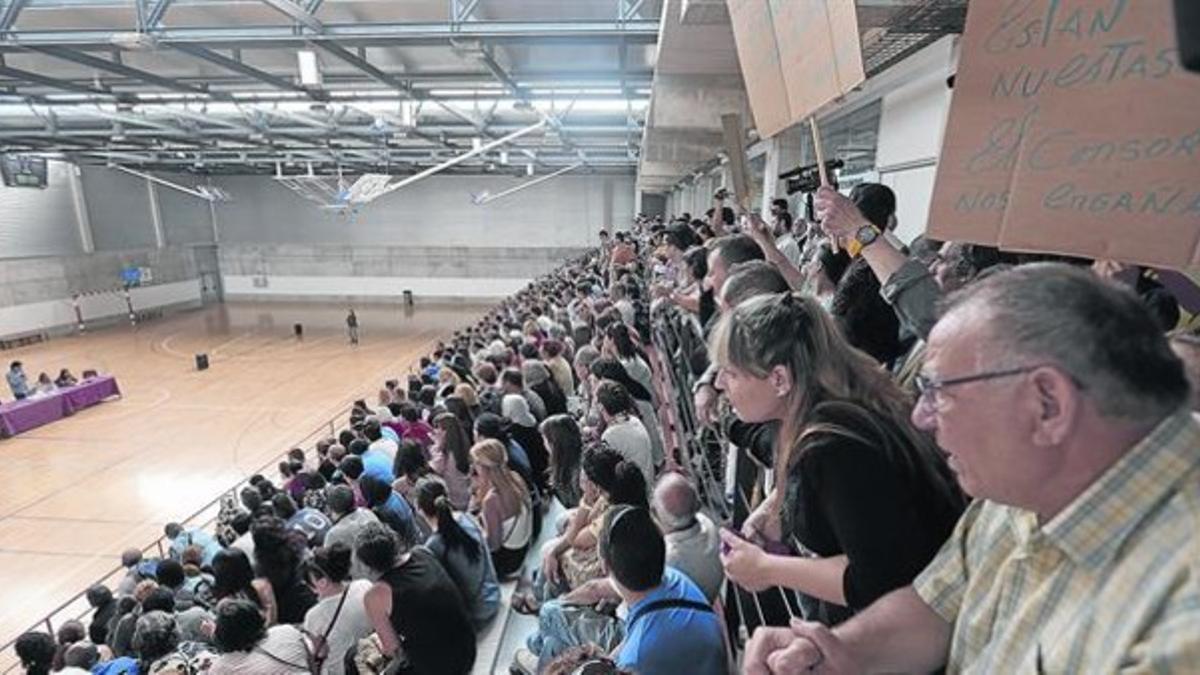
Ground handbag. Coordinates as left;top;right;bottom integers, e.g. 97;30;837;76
304;586;350;673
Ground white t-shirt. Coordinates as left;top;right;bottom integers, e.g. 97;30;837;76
207;625;311;674
368;437;398;463
601;416;655;487
776;233;802;269
303;580;374;675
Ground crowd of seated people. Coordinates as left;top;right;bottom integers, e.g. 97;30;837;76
16;180;1200;675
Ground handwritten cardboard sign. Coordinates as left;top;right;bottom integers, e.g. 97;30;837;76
726;0;864;139
927;0;1200;268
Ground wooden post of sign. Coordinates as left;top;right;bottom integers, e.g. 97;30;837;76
809;116;839;251
720;113;753;215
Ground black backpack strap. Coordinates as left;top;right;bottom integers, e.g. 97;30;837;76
627;598;713;629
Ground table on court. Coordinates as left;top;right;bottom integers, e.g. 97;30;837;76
0;375;122;437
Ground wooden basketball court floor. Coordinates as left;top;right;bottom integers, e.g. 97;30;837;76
0;300;485;656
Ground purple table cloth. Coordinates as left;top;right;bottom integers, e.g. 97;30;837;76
0;375;122;437
0;394;67;437
60;375;121;414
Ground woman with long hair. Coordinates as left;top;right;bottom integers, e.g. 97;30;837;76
251;516;317;625
415;477;501;629
430;412;473;510
602;323;654;401
538;414;584;509
211;547;277;626
449;387;479;426
711;292;964;624
391;439;431;505
513;443;647;613
469;439;534;577
523;360;569;417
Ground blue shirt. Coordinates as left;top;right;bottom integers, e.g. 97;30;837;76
381;426;401;444
169;529;223;567
362;448;394;483
616;567;725;675
377;491;418;543
507;440;532;476
6;369;27;397
92;656;138;674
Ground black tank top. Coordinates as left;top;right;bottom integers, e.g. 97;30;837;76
380;548;477;675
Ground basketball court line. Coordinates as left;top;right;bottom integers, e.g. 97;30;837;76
0;446;144;521
0;303;488;648
10;514;162;526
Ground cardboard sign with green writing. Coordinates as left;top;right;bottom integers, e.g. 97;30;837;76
726;0;864;138
928;0;1200;268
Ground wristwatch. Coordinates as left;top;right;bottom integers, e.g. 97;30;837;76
854;224;880;248
844;224;880;258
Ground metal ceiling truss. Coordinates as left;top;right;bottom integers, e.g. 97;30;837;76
24;45;211;97
259;0;325;34
0;0;28;34
0;0;652;175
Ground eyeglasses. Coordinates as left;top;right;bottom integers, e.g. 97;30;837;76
914;365;1042;409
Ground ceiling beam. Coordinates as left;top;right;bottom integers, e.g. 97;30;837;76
167;43;327;100
24;46;212;96
310;41;407;92
259;0;324;33
140;0;176;30
0;64;119;98
0;0;28;33
0;20;659;50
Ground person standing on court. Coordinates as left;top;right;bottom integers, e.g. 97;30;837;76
346;308;359;346
7;361;29;400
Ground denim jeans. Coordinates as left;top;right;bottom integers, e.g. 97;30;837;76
526;600;623;671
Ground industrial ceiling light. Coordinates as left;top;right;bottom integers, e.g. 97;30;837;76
297;50;323;87
110;32;159;51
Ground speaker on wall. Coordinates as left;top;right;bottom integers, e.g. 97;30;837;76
195;353;209;371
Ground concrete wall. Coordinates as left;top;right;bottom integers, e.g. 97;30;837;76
0;160;85;258
875;38;958;244
211;173;633;300
218;244;584;302
0;248;203;338
211;173;633;247
0;163;216;337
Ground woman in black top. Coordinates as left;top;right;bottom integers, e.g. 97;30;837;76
711;292;964;624
357;522;476;674
251;516;316;625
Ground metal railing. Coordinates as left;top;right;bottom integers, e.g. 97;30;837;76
0;410;347;672
648;300;808;657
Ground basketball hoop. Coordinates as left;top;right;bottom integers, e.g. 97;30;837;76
273;164;391;214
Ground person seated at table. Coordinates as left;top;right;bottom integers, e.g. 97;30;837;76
7;361;29;400
55;369;78;388
33;372;56;396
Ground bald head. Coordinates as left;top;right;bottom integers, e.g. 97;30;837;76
653;472;700;531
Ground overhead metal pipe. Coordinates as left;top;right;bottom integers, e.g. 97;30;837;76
376;119;545;198
474;161;583;205
109;164;216;200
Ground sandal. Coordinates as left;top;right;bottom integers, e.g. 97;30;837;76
511;592;541;616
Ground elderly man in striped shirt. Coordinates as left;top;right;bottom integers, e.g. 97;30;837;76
746;264;1199;674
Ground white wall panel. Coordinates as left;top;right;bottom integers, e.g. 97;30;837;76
0;160;85;259
0;280;201;338
212;174;635;247
0;299;77;338
222;275;529;299
82;167;157;251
